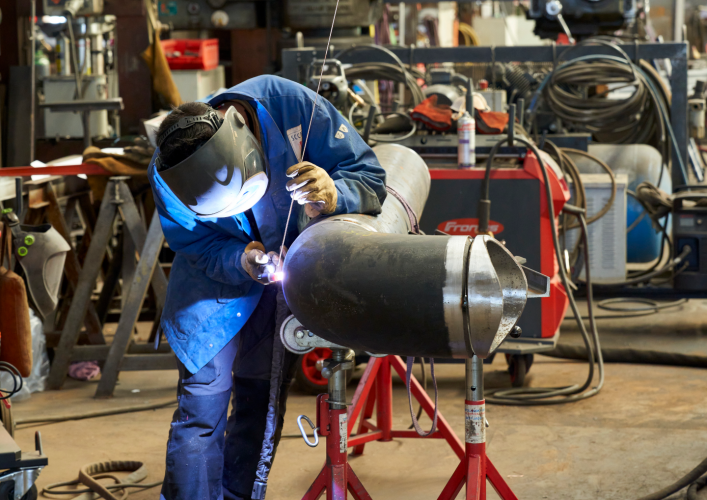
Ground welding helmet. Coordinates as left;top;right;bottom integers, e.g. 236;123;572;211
6;214;70;319
156;106;268;218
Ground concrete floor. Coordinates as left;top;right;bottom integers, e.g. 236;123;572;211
10;299;707;500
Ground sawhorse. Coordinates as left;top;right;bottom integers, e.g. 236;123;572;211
47;177;176;397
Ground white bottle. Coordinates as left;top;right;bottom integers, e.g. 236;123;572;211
457;111;476;169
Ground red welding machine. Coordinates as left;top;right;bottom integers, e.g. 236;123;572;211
420;152;570;362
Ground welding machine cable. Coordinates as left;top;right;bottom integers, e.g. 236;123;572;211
406;356;438;437
483;137;605;405
252;285;296;499
43;460;162;500
636;456;707;500
385;185;420;234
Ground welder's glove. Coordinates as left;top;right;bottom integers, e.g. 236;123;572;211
241;242;287;285
286;162;338;218
241;242;270;284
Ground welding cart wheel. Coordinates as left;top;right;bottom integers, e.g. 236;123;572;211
21;485;38;500
295;348;354;395
0;483;36;500
507;354;534;388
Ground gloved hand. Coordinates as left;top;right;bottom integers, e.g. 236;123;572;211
241;242;287;285
286;162;338;218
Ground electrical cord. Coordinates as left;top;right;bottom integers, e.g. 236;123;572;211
545;345;707;369
562;147;617;229
0;361;24;400
458;22;480;46
631;182;673;229
348;101;359;126
529;38;686;184
563;298;688;320
349;107;418;143
540;40;661;146
481;137;604;405
369;122;417;143
344;62;426;106
637;456;707;500
597;297;687;313
589;246;690;288
16;399;178;425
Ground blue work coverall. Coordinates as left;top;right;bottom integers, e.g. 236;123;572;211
148;75;387;500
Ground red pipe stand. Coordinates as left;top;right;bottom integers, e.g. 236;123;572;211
346;355;464;460
438;357;518;500
302;394;372;500
301;350;374;500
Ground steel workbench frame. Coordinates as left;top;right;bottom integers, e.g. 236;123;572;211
281;42;690;188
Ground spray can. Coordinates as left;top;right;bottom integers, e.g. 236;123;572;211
457;110;476;169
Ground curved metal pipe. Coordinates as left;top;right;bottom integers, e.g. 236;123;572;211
283;145;536;359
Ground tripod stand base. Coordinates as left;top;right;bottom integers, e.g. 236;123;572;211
438;400;518;500
347;355;464;459
301;394;373;500
302;462;372;500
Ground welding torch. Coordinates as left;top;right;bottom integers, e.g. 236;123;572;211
245;241;286;284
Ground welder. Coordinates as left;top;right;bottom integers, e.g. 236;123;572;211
147;75;387;500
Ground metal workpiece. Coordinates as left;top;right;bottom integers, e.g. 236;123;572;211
319;144;431;236
476;236;528;355
283;145;545;360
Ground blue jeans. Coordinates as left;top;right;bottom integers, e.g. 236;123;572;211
160;286;298;500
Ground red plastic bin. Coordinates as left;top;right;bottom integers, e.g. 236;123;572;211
161;38;219;71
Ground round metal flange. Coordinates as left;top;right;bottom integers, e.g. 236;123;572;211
280;315;315;354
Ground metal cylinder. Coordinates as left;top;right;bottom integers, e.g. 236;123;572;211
283;145;530;359
468;356;483;401
327;349;349;410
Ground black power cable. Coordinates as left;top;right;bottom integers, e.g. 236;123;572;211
0;361;24;400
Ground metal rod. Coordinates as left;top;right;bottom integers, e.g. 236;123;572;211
508;104;516;147
82;111;92;149
30;0;36;162
15;178;23;216
328;349;348;410
362;105;376;144
517;98;525;128
398;2;406;104
467;356;484;401
673;0;685;42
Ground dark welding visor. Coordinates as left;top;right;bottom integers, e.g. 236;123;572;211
158;107;268;218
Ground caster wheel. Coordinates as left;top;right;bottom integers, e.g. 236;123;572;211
21;485;38;500
295;348;354;395
507;354;533;388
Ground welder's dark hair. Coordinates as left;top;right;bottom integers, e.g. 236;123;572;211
156;102;217;170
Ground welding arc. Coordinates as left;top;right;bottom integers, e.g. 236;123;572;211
278;0;342;264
